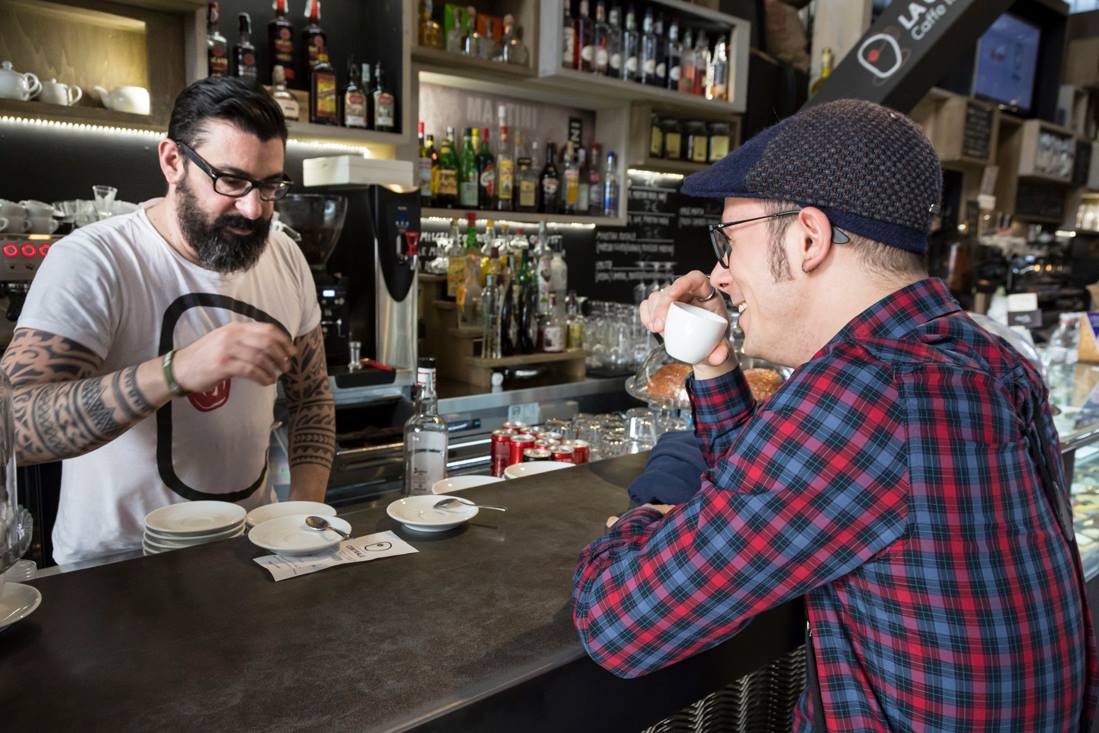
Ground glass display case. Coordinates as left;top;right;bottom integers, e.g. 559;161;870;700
1049;361;1099;580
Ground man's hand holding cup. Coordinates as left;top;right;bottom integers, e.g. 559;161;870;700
639;271;736;377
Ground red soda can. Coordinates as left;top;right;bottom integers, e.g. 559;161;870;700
570;440;590;464
491;430;512;477
523;448;553;462
508;434;535;466
552;444;575;463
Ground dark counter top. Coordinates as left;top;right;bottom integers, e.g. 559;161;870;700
0;454;803;732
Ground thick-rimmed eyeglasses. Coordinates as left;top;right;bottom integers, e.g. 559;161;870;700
708;209;851;269
174;140;292;201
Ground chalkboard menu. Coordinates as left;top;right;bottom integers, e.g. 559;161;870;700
563;171;722;303
962;102;994;161
1014;179;1065;223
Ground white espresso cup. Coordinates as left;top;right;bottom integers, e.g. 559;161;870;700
28;217;59;235
662;302;729;364
0;216;29;234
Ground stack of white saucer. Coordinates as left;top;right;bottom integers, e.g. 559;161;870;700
143;501;247;555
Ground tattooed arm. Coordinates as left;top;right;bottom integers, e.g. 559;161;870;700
280;325;334;502
0;328;174;465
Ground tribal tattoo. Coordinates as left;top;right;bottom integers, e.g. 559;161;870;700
1;328;159;465
281;325;335;470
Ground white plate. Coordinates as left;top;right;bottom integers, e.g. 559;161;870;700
247;514;352;556
143;526;245;550
0;582;41;630
503;461;573;479
431;475;505;494
386;495;478;532
247;501;336;528
144;521;244;543
144;501;247;536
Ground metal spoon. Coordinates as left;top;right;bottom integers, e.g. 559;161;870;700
305;515;350;539
433;497;507;512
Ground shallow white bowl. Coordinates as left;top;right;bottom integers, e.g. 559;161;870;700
431;475;505;494
503;461;573;479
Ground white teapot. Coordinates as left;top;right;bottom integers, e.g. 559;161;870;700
94;85;150;115
40;78;83;107
0;61;41;102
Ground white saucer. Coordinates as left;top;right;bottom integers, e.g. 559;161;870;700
143;526;245;550
0;582;41;630
247;513;352;556
246;501;336;528
503;461;573;479
431;475;504;494
145;501;246;536
144;521;244;543
387;495;478;532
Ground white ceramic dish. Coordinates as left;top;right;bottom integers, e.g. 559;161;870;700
431;475;505;494
144;521;244;543
663;302;729;364
144;501;246;536
0;582;41;630
143;526;245;550
247;513;352;556
386;495;478;532
246;501;336;528
503;461;573;479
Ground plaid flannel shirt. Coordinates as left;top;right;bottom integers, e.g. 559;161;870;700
573;278;1098;731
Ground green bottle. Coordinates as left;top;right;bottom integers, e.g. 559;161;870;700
459;127;480;209
436;126;459;208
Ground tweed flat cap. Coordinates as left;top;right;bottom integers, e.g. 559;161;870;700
682;99;942;253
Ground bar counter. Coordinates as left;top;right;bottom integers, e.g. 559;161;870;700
0;454;804;732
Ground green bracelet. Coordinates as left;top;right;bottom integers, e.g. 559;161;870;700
161;349;189;398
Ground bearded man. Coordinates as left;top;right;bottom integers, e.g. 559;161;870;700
1;77;334;565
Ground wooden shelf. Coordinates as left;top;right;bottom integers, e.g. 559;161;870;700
0;98;163;131
285;120;405;147
467;350;589;368
537;68;739;115
421;207;621;226
412;46;536;81
633;158;709;175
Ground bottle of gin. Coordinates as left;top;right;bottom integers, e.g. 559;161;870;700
403;358;448;496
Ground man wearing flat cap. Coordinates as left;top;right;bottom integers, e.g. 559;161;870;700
572;99;1098;730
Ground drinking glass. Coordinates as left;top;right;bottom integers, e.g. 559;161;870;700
92;185;117;219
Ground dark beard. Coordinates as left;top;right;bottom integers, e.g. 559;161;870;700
175;177;270;274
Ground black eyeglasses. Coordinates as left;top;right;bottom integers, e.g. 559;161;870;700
174;140;292;201
708;209;851;269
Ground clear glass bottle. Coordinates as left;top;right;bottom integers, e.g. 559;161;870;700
678;28;694;94
587;143;603;214
708;34;729;100
652;12;667;88
403;358;448;496
640;7;657;85
621;5;640;82
665;18;681;90
577;0;595;73
603;151;619;217
607;5;623;78
463;6;482;56
446;216;464;297
562;1;576;69
482;272;502;359
593;1;610;75
501;14;529;66
271;65;300;121
540;292;565;352
565;291;585;351
692;32;709;96
446;5;464;52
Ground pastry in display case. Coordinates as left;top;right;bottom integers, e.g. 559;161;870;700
626;344;789;410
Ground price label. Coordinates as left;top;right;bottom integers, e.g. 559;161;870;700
508;402;540;426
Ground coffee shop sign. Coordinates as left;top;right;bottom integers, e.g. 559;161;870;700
897;0;957;41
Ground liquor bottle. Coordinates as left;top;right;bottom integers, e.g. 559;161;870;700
427;133;440;202
587;143;603;214
640;7;657;85
679;29;695;94
403;358;448;496
418;0;444;49
482;272;502;359
562;1;576;69
562;142;580;214
418;122;433;206
477;128;497;209
592;1;610;75
809;47;834;96
270;65;300;121
446;217;463;296
603;150;619;217
500;14;529;66
549;237;568;304
480;221;499;284
479;16;498;61
653;12;667;87
565;292;584;350
343;58;368;128
206;3;229;78
446;5;464;53
708;35;729;101
233;12;257;80
665;18;682;90
300;0;327;83
516;249;536;354
607;5;623;78
309;54;338;125
577;0;595;73
458;211;482;326
459;128;480;209
516;134;539;213
539;142;561;214
621;5;640;82
462;6;482;56
692;33;709;96
268;0;296;87
576;147;590;215
436;127;460;208
371;62;396;132
534;220;553;315
496;119;514;211
540;292;565;353
499;266;515;356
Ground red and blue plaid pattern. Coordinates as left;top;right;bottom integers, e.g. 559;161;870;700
573;278;1097;731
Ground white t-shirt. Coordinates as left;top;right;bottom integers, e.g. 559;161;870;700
17;201;321;565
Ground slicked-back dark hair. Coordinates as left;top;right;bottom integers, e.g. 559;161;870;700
168;77;287;148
